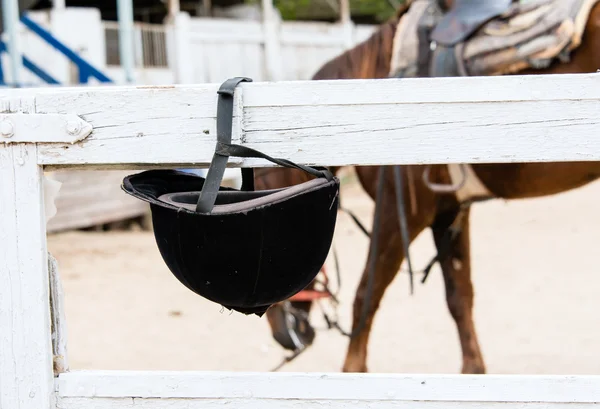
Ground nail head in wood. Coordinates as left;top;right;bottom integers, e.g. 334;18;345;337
0;119;14;138
66;121;81;136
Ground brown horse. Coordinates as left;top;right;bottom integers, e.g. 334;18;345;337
257;0;600;374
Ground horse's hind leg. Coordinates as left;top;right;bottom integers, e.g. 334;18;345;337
342;165;436;373
431;204;485;374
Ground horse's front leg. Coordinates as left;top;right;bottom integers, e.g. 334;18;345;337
342;165;436;373
341;220;405;373
431;205;485;374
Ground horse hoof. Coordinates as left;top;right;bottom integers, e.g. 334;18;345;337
462;361;486;374
342;362;368;373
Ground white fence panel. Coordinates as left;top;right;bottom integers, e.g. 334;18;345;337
99;15;376;86
2;73;600;409
279;21;351;80
188;17;376;84
189;18;266;83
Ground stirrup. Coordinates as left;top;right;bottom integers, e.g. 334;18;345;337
422;163;467;193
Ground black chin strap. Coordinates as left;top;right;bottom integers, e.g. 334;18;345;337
215;143;333;182
196;77;252;213
196;76;334;214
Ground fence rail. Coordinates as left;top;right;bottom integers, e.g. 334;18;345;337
1;73;600;409
54;371;600;408
12;73;599;170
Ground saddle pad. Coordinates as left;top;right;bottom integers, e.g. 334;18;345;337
462;0;600;76
389;0;436;77
389;0;600;77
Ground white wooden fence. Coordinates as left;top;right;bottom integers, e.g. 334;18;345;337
2;73;600;409
186;17;376;83
100;14;376;85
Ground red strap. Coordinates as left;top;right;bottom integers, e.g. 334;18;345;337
288;265;330;301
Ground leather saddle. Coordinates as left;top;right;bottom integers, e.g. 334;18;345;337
431;0;515;46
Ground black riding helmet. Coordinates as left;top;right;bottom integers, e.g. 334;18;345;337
122;77;340;317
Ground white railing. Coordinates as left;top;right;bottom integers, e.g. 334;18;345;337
103;21;169;68
99;14;376;84
1;73;600;409
187;17;375;83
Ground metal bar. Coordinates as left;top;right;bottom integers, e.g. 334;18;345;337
20;15;112;83
22;54;61;84
0;40;6;84
0;37;59;85
2;0;23;87
0;55;4;85
117;0;135;83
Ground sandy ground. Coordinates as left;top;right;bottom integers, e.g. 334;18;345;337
47;171;600;375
